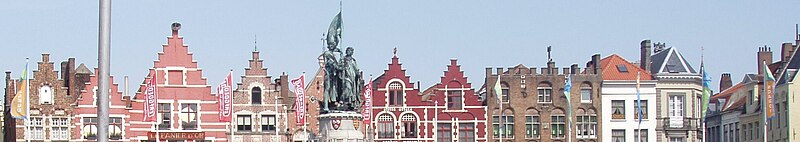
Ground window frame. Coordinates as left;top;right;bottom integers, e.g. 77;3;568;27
251;87;262;105
458;123;475;142
261;115;277;132
158;103;172;130
537;84;552;103
437;123;452;142
612;100;625;119
236;115;252;132
446;90;463;110
180;103;198;130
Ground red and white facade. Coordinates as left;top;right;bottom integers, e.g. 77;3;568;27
127;23;227;142
72;68;133;141
369;52;486;142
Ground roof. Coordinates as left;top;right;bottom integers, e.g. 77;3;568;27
599;54;653;80
778;46;800;85
650;47;697;74
76;63;93;75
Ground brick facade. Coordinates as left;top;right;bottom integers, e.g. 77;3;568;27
230;50;293;142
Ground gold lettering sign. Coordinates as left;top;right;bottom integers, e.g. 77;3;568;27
148;132;205;140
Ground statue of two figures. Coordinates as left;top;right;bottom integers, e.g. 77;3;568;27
320;12;364;113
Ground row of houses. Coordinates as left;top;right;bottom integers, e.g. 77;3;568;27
3;22;798;142
704;35;800;142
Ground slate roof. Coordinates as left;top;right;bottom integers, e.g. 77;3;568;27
777;46;800;85
650;47;697;74
76;63;93;75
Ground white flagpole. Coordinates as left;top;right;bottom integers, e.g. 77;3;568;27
25;58;30;142
275;95;279;141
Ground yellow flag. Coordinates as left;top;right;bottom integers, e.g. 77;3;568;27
11;68;28;119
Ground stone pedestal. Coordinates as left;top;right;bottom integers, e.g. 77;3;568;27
317;111;365;142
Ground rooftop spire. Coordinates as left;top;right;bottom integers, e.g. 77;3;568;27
254;35;258;52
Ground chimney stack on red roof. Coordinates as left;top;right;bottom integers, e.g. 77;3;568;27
720;73;732;91
757;46;773;75
640;40;652;73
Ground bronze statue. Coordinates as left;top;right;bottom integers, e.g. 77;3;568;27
320;11;364;113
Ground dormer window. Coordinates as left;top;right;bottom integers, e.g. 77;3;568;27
251;87;262;105
388;82;404;106
616;65;628;72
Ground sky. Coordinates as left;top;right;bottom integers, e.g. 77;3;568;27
2;1;800;100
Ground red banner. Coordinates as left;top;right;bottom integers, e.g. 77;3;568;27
362;78;373;124
292;74;306;125
143;72;158;122
218;72;233;122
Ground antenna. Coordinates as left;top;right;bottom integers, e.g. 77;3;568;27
254;35;258;51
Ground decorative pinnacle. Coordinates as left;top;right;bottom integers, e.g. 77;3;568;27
393;47;398;57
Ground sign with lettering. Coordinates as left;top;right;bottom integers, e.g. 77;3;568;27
148;132;205;140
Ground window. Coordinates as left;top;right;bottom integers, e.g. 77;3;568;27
437;123;452;142
82;117;98;140
551;115;566;138
180;103;198;130
576;115;597;138
110;117;122;140
612;129;625;142
29;117;44;140
776;103;781;128
261;115;276;131
617;64;629;72
580;84;592;103
634;100;648;119
51;118;69;140
537;83;552;103
447;90;462;109
236;115;252;131
39;85;53;104
492;115;514;138
669;137;684;142
525;115;540;138
669;95;684;117
388;82;404;106
251;87;262;104
401;114;417;138
612;100;625;119
459;123;475;142
377;114;394;139
158;103;171;130
634;129;647;142
501;83;510;103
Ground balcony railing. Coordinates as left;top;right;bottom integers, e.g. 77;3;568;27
659;117;699;131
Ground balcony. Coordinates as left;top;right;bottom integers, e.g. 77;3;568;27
659;117;698;131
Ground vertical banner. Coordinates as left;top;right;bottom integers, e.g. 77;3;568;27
11;65;28;119
143;72;158;122
361;78;373;123
763;61;775;118
218;71;233;122
292;74;306;125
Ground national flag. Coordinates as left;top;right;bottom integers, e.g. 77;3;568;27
11;63;28;119
361;77;373;124
763;61;776;118
292;74;307;125
702;69;712;118
143;72;159;122
636;72;643;123
217;71;233;122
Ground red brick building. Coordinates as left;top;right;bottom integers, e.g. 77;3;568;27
420;59;488;142
14;54;89;141
368;51;487;142
72;68;133;141
128;23;227;142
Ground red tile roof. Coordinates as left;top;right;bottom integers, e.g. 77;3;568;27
599;54;654;80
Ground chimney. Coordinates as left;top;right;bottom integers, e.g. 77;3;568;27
4;71;16;141
781;43;794;63
570;64;579;74
641;40;652;73
719;73;732;91
279;72;290;100
591;54;601;74
757;46;773;75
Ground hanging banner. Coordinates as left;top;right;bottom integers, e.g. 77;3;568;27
292;74;306;125
362;78;373;124
218;71;233;122
143;72;158;122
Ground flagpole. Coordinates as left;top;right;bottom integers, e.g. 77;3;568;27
636;72;641;142
762;62;768;142
25;58;30;142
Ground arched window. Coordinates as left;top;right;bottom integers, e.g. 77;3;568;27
501;82;510;103
401;114;417;138
580;83;592;103
537;82;552;103
492;109;514;138
551;109;566;139
577;109;597;139
251;87;262;104
388;82;404;106
447;81;463;110
525;109;540;139
377;114;395;139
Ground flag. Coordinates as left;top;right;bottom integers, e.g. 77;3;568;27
292;74;307;125
326;11;343;45
10;63;28;119
217;71;233;122
636;72;643;123
564;75;573;125
361;77;373;124
143;72;158;122
701;69;712;118
763;61;775;118
493;75;502;104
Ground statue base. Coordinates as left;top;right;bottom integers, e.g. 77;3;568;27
317;111;365;142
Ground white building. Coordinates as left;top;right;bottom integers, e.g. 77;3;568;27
599;54;658;142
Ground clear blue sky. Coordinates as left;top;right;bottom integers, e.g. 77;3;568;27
2;1;800;100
